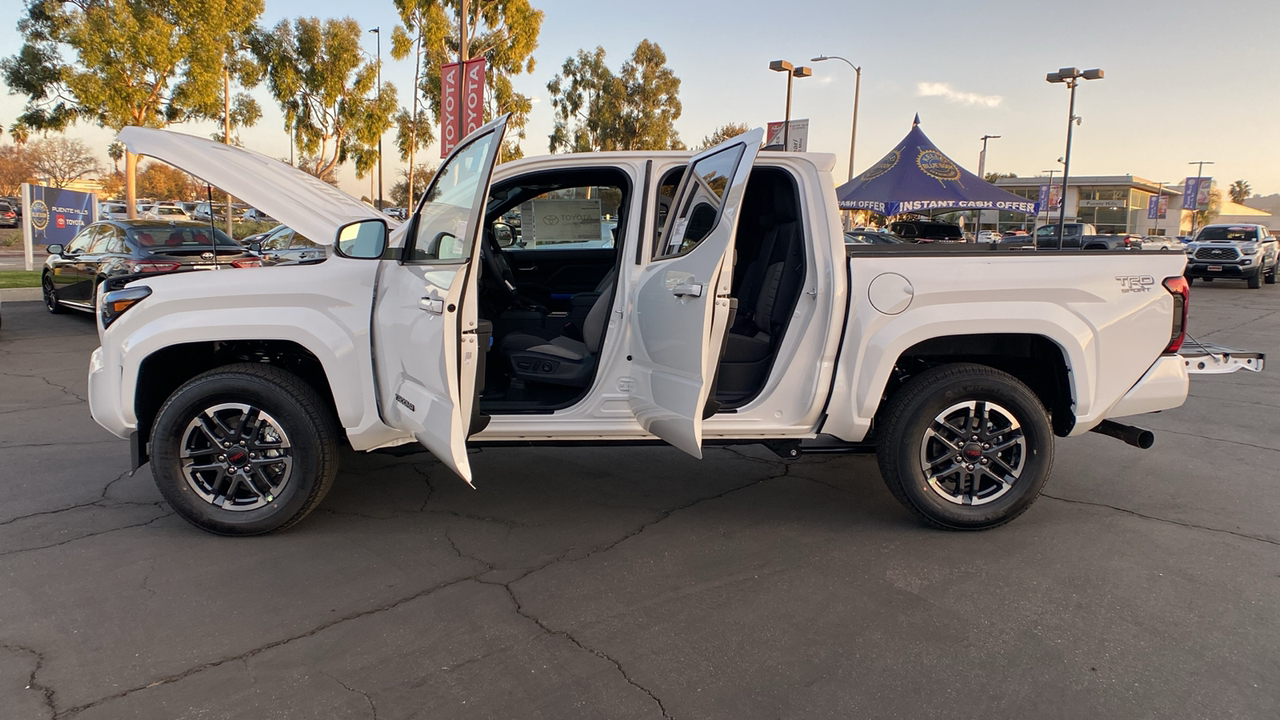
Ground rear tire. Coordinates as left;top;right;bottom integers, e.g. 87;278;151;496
150;363;340;536
876;363;1054;531
42;273;64;314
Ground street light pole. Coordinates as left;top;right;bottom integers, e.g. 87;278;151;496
811;55;861;180
370;26;383;211
1046;67;1104;249
1152;181;1165;236
1187;160;1214;236
769;60;811;152
975;134;1000;240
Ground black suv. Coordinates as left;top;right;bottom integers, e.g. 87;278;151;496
42;220;260;314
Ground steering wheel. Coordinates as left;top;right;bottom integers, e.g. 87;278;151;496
481;228;544;313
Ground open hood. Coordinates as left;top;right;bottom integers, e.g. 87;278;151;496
117;127;393;246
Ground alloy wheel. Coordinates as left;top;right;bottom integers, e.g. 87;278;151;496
917;400;1026;506
179;402;294;511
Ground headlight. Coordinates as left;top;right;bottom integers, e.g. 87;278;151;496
101;286;152;328
1241;243;1259;255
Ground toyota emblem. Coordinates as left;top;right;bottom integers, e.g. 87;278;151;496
201;252;215;260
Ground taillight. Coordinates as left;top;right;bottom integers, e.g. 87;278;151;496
1162;276;1189;353
231;258;261;268
126;260;181;274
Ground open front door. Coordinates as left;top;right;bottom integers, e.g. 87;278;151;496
372;117;508;483
629;128;764;457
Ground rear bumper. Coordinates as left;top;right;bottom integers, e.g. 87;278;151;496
1103;354;1189;419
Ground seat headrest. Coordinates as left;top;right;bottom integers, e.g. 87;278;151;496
136;232;155;246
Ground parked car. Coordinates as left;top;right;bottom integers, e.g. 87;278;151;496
247;225;327;265
0;202;17;228
1141;235;1182;251
242;208;276;223
88;122;1266;536
384;207;409;221
143;204;192;220
1034;223;1139;251
100;202;131;220
1183;224;1278;288
41;219;260;315
888;220;963;243
2;196;22;219
977;230;1003;242
844;230;901;246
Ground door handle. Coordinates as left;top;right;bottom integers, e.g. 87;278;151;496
419;296;445;314
672;282;703;298
515;264;538;271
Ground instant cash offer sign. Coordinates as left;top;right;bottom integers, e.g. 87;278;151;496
20;183;98;271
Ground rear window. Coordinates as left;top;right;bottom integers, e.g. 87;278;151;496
128;226;240;251
1196;226;1257;242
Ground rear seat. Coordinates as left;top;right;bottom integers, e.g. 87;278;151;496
716;199;805;405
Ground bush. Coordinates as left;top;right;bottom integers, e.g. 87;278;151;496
231;220;277;241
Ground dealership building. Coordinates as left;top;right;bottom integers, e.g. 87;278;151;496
985;175;1273;236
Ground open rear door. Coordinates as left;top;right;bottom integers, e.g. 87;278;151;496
628;128;764;457
372;117;508;483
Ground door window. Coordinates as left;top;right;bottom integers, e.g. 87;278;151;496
90;225;127;254
288;232;320;249
66;225;99;254
655;145;746;259
408;131;497;263
261;227;292;251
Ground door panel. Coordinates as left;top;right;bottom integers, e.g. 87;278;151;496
372;117;507;484
628;128;763;457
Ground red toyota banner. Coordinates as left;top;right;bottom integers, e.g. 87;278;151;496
463;58;486;137
440;62;461;157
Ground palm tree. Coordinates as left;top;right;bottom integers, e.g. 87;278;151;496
1228;179;1251;204
107;141;125;173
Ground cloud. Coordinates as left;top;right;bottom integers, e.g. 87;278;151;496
916;82;1002;108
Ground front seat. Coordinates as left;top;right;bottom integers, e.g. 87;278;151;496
500;278;616;387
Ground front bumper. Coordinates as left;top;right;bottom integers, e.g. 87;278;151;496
1184;260;1258;278
88;346;134;440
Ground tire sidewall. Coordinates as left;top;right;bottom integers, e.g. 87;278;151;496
886;371;1053;530
151;373;325;536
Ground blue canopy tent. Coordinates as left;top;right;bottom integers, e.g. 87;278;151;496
836;116;1039;219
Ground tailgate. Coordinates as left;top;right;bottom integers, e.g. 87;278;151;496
1179;339;1265;374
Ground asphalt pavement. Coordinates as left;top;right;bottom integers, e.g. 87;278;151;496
1;279;1277;719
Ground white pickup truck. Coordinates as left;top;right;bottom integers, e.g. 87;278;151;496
88;118;1264;536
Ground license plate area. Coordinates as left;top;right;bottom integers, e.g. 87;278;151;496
1207;265;1223;272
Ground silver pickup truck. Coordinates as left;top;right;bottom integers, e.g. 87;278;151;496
1183;223;1279;288
87;119;1265;536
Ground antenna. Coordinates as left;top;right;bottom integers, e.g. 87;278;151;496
206;184;220;270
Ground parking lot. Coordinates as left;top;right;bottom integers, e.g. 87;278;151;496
1;281;1277;719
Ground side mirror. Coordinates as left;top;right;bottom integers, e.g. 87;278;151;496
247;241;262;253
47;244;64;256
334;218;388;259
493;221;516;248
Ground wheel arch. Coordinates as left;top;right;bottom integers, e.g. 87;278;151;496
882;333;1076;437
134;340;340;456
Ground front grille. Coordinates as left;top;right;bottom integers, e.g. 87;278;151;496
1195;246;1240;261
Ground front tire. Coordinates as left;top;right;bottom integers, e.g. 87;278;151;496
1247;270;1262;289
876;364;1054;531
150;363;340;536
42;273;64;314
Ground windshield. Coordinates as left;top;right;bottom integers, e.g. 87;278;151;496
1196;226;1257;242
128;226;241;251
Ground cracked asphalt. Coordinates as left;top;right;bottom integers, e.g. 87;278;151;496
1;282;1278;719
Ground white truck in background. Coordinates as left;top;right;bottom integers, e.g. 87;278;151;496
86;119;1264;536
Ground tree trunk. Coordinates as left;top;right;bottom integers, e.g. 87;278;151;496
125;150;139;219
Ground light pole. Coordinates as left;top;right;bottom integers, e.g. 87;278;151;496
769;60;811;151
974;134;1000;240
370;26;384;211
1187;160;1214;236
811;55;861;180
1046;67;1104;249
1151;180;1167;236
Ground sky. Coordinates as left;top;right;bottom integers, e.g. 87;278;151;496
4;0;1280;200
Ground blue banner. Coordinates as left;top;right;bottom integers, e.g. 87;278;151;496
1181;177;1211;211
1148;194;1168;220
24;184;97;246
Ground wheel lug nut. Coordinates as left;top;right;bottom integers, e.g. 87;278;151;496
217;455;226;461
983;443;990;449
249;453;257;459
223;442;231;448
966;464;975;471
